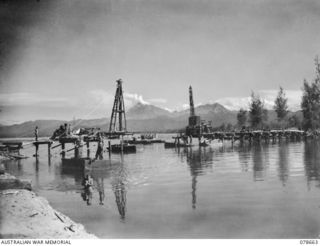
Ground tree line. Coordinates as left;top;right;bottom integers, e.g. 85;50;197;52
236;56;320;131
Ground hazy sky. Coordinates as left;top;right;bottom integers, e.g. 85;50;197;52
1;0;320;124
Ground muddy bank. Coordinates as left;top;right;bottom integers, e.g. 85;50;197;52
0;173;31;190
0;173;97;239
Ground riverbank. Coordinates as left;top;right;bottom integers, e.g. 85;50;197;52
0;173;97;239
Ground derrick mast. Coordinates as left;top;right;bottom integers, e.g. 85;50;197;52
189;86;195;117
188;86;200;127
109;79;127;133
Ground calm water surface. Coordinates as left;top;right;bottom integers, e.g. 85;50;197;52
3;135;320;238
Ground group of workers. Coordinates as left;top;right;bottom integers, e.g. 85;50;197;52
35;123;71;141
51;123;71;139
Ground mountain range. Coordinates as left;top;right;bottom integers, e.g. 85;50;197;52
0;102;301;138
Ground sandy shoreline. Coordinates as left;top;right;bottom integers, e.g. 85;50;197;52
0;172;97;239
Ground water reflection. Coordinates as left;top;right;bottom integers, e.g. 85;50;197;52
3;159;24;178
60;161;84;186
59;157;128;220
304;141;320;189
96;177;105;205
251;144;267;181
34;156;40;187
6;137;320;238
113;180;127;220
111;162;128;221
179;147;214;210
278;142;289;186
238;143;251;172
81;168;107;206
237;143;272;182
81;174;94;205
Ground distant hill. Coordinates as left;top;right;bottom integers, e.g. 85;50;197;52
0;120;65;138
127;102;172;119
0;103;303;138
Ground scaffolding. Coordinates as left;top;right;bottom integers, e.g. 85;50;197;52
109;79;127;134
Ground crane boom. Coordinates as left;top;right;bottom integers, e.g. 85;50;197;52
189;86;195;117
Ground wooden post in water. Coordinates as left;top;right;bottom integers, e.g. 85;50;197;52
35;143;39;157
48;142;52;165
120;137;123;153
86;141;90;158
61;143;65;158
48;142;52;157
108;141;111;156
74;142;78;159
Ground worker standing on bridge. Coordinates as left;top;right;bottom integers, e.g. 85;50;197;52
34;126;39;157
34;126;39;141
64;123;68;137
67;124;71;136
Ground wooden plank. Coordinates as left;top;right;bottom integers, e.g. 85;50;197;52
0;142;23;147
51;143;62;149
33;141;53;145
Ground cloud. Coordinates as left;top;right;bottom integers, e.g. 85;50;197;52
215;97;251;111
83;90;153;111
0;92;70;107
182;104;190;110
65;90;115;119
163;107;174;112
259;90;302;111
69;90;167;118
88;90;114;106
0;91;116;121
124;93;150;106
215;90;302;111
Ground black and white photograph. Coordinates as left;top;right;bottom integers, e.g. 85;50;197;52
1;0;320;242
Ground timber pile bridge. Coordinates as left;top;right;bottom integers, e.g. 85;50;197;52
178;86;310;146
0;84;315;161
201;129;307;143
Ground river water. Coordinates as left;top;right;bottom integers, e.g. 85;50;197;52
3;135;320;238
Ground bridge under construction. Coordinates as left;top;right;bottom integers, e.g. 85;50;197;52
182;86;307;145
